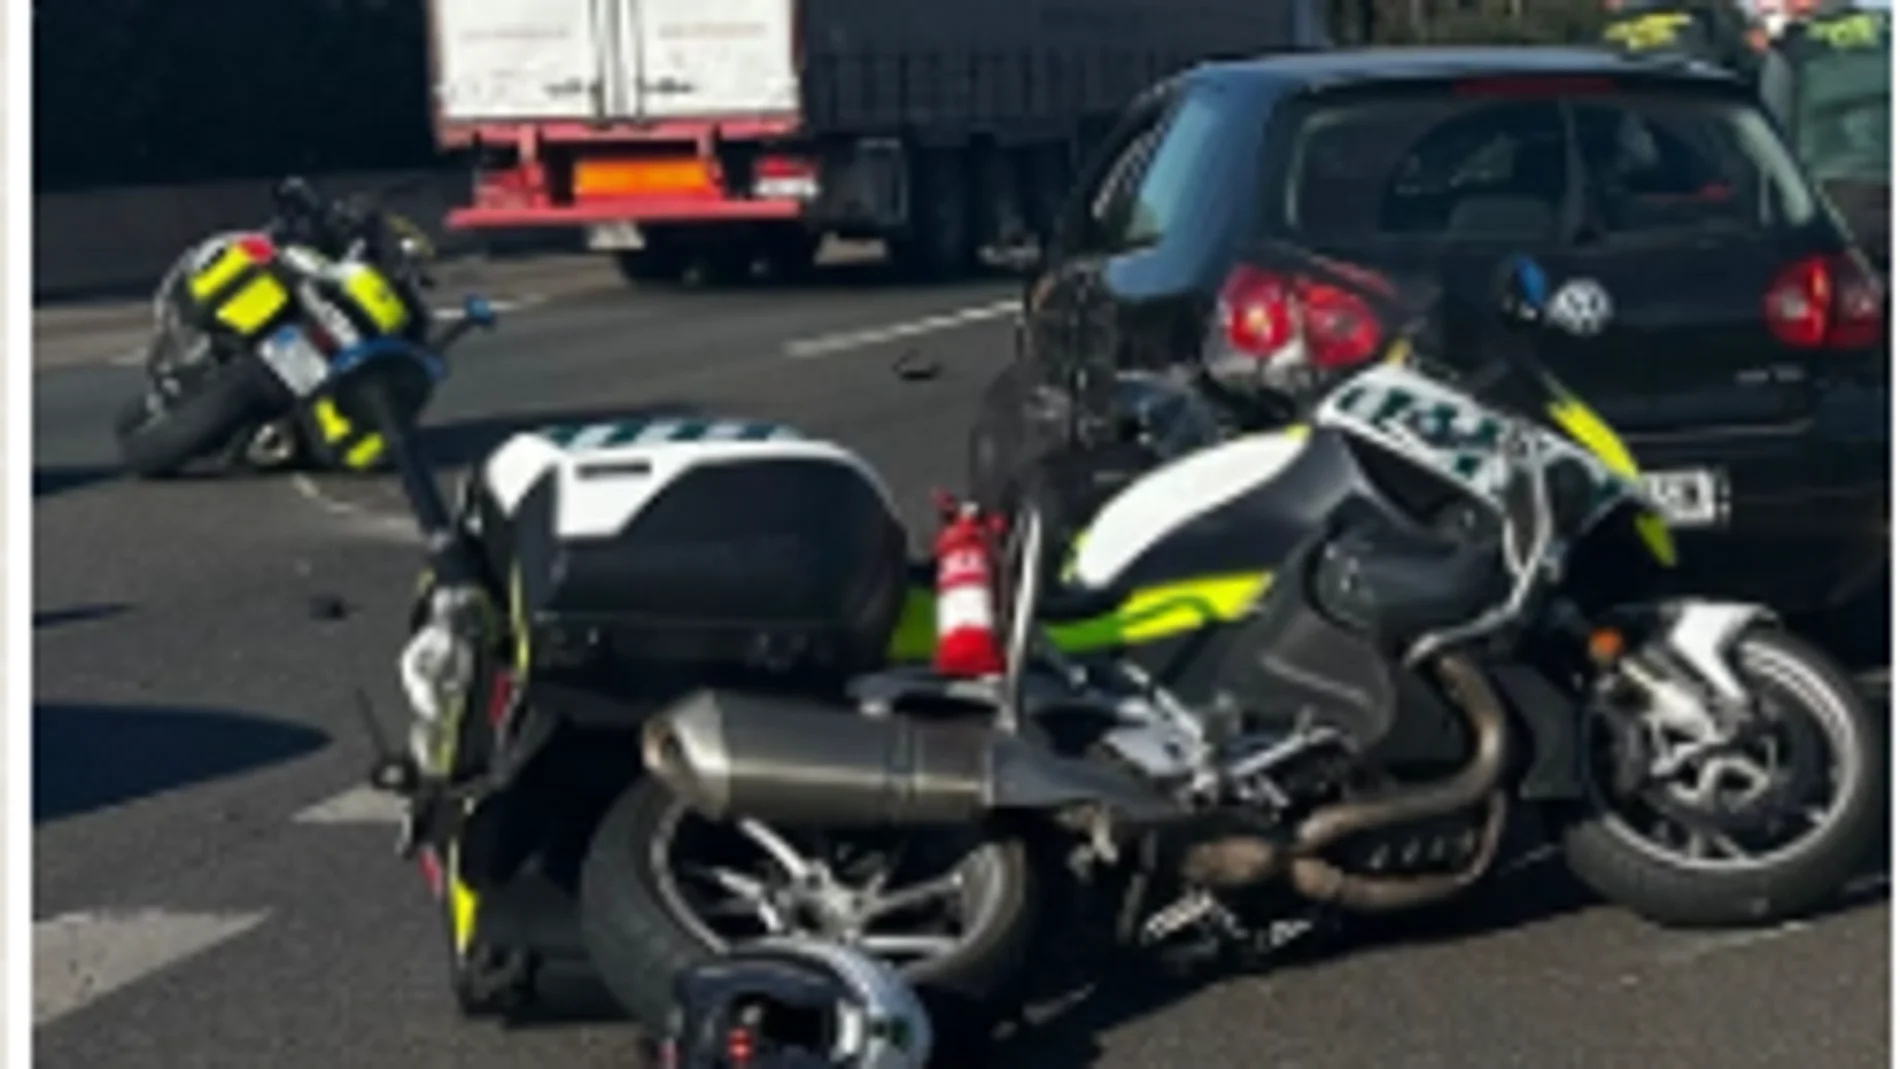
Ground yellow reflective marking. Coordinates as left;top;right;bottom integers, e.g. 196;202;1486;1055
338;263;411;334
509;566;532;675
1604;11;1692;50
343;436;385;469
1808;12;1883;49
1046;573;1269;651
1548;396;1676;567
186;245;254;300
885;585;936;662
212;276;289;335
448;833;478;954
312;398;353;443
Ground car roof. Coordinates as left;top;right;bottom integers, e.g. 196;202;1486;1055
1191;46;1744;93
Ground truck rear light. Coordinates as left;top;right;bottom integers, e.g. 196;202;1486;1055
1214;263;1386;370
754;155;817;199
1763;254;1884;349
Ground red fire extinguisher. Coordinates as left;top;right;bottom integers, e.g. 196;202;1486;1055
932;493;1006;679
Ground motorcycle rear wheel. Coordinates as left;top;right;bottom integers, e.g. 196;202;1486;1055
578;776;1038;1040
115;360;273;479
1564;628;1884;928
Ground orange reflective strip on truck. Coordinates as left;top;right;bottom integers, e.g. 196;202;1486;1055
572;158;713;197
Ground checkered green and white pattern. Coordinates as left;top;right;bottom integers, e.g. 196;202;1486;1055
536;418;801;449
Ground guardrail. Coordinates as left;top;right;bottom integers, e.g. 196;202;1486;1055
34;168;581;303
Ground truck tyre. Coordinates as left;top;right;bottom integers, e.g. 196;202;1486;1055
890;149;978;282
760;225;821;281
613;231;689;286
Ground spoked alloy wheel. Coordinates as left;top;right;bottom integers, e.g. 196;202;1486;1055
653;807;1010;966
578;778;1035;1035
1565;629;1884;928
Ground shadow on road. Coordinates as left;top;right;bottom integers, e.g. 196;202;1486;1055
33;464;123;500
34;602;132;630
414;402;708;473
34;701;329;824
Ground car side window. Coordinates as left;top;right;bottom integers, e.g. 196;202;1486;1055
1094;92;1226;253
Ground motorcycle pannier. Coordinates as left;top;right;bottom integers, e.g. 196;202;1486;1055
465;420;911;683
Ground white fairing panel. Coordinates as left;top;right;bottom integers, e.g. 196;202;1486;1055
626;0;799;118
480;419;899;539
1071;430;1311;588
433;0;606;121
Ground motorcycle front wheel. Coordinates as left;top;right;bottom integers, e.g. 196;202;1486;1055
114;359;274;479
1564;627;1885;928
577;776;1038;1038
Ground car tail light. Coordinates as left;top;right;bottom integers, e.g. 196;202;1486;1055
1763;254;1885;349
1213;263;1386;369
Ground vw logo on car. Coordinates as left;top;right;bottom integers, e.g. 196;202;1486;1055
1544;278;1615;337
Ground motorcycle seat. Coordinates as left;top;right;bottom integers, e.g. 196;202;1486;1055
1311;512;1509;648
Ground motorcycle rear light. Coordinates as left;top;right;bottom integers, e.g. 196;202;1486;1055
1215;263;1386;369
726;1026;755;1065
234;233;277;264
1763;254;1885;349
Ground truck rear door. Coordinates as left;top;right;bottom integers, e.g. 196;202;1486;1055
617;0;799;119
433;0;611;121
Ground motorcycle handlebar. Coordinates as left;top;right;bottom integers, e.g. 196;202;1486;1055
351;299;497;585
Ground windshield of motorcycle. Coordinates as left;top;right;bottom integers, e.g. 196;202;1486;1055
1250;241;1670;557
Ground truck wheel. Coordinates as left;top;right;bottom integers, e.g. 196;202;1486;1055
611;226;687;286
760;226;821;281
890;150;978;282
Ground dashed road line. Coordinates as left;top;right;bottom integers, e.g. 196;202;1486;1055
293;784;405;826
783;299;1017;359
289;475;418;543
35;909;269;1028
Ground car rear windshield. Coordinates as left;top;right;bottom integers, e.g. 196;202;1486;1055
1278;86;1818;247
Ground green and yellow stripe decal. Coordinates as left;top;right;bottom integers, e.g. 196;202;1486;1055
885;571;1270;661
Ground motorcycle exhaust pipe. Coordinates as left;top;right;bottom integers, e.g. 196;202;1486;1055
1283;654;1513;912
642;689;1178;828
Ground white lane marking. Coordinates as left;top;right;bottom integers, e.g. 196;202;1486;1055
35;909;268;1027
107;352;146;367
783;300;1018;359
289;474;418;543
294;784;406;825
1654;919;1812;966
433;294;542;321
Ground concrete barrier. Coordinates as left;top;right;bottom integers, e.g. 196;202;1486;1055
34;168;583;302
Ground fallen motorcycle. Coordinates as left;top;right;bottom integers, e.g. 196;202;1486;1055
633;254;1885;1020
114;175;441;478
332;251;1879;1044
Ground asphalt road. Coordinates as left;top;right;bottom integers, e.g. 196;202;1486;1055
33;261;1892;1069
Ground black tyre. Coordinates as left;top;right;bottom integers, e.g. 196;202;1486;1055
114;360;273;479
1564;628;1885;928
613;231;689;286
578;776;1038;1037
889;149;978;282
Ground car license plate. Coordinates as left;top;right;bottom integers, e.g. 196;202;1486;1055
257;325;331;397
1642;468;1725;528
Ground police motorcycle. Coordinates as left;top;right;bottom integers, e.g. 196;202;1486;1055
113;176;441;478
627;251;1884;1020
337;250;1879;1042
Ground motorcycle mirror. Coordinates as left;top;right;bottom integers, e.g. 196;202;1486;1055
1493;255;1549;327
